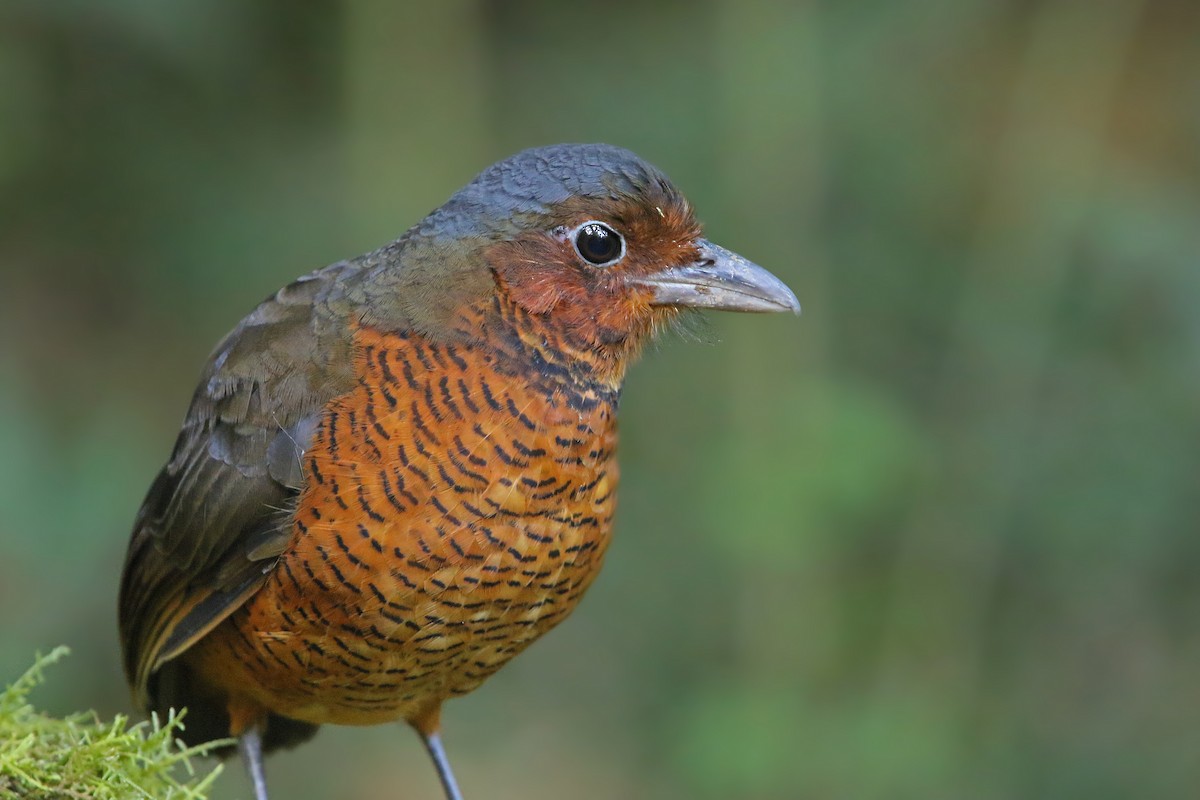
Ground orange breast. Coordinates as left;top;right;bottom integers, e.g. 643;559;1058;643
186;325;618;728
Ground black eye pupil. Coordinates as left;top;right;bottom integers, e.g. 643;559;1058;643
575;223;622;265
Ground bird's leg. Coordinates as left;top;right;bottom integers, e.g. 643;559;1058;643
411;706;464;800
238;723;270;800
420;729;464;800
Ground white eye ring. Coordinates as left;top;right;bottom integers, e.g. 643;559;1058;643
569;220;625;267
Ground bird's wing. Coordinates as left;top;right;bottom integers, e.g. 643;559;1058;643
118;263;361;709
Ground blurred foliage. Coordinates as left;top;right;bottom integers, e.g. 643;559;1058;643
1;1;1198;798
0;648;223;799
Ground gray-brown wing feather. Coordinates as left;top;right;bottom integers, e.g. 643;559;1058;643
118;261;362;709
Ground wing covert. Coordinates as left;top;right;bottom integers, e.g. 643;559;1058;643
118;262;361;708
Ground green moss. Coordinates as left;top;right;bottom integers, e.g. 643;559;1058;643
0;648;228;799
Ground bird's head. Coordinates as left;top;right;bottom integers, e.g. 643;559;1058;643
363;144;799;383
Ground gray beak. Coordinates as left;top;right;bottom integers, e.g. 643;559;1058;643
632;239;800;314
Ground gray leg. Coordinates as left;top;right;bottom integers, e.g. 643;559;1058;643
420;730;464;800
238;725;270;800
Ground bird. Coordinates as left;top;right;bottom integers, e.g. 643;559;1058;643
117;143;799;800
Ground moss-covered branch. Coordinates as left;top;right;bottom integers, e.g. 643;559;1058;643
0;648;227;799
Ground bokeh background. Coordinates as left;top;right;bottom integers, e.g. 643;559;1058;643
2;1;1198;798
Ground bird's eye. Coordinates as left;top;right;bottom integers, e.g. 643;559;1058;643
572;222;624;267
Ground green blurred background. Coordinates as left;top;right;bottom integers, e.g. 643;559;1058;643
2;1;1198;798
